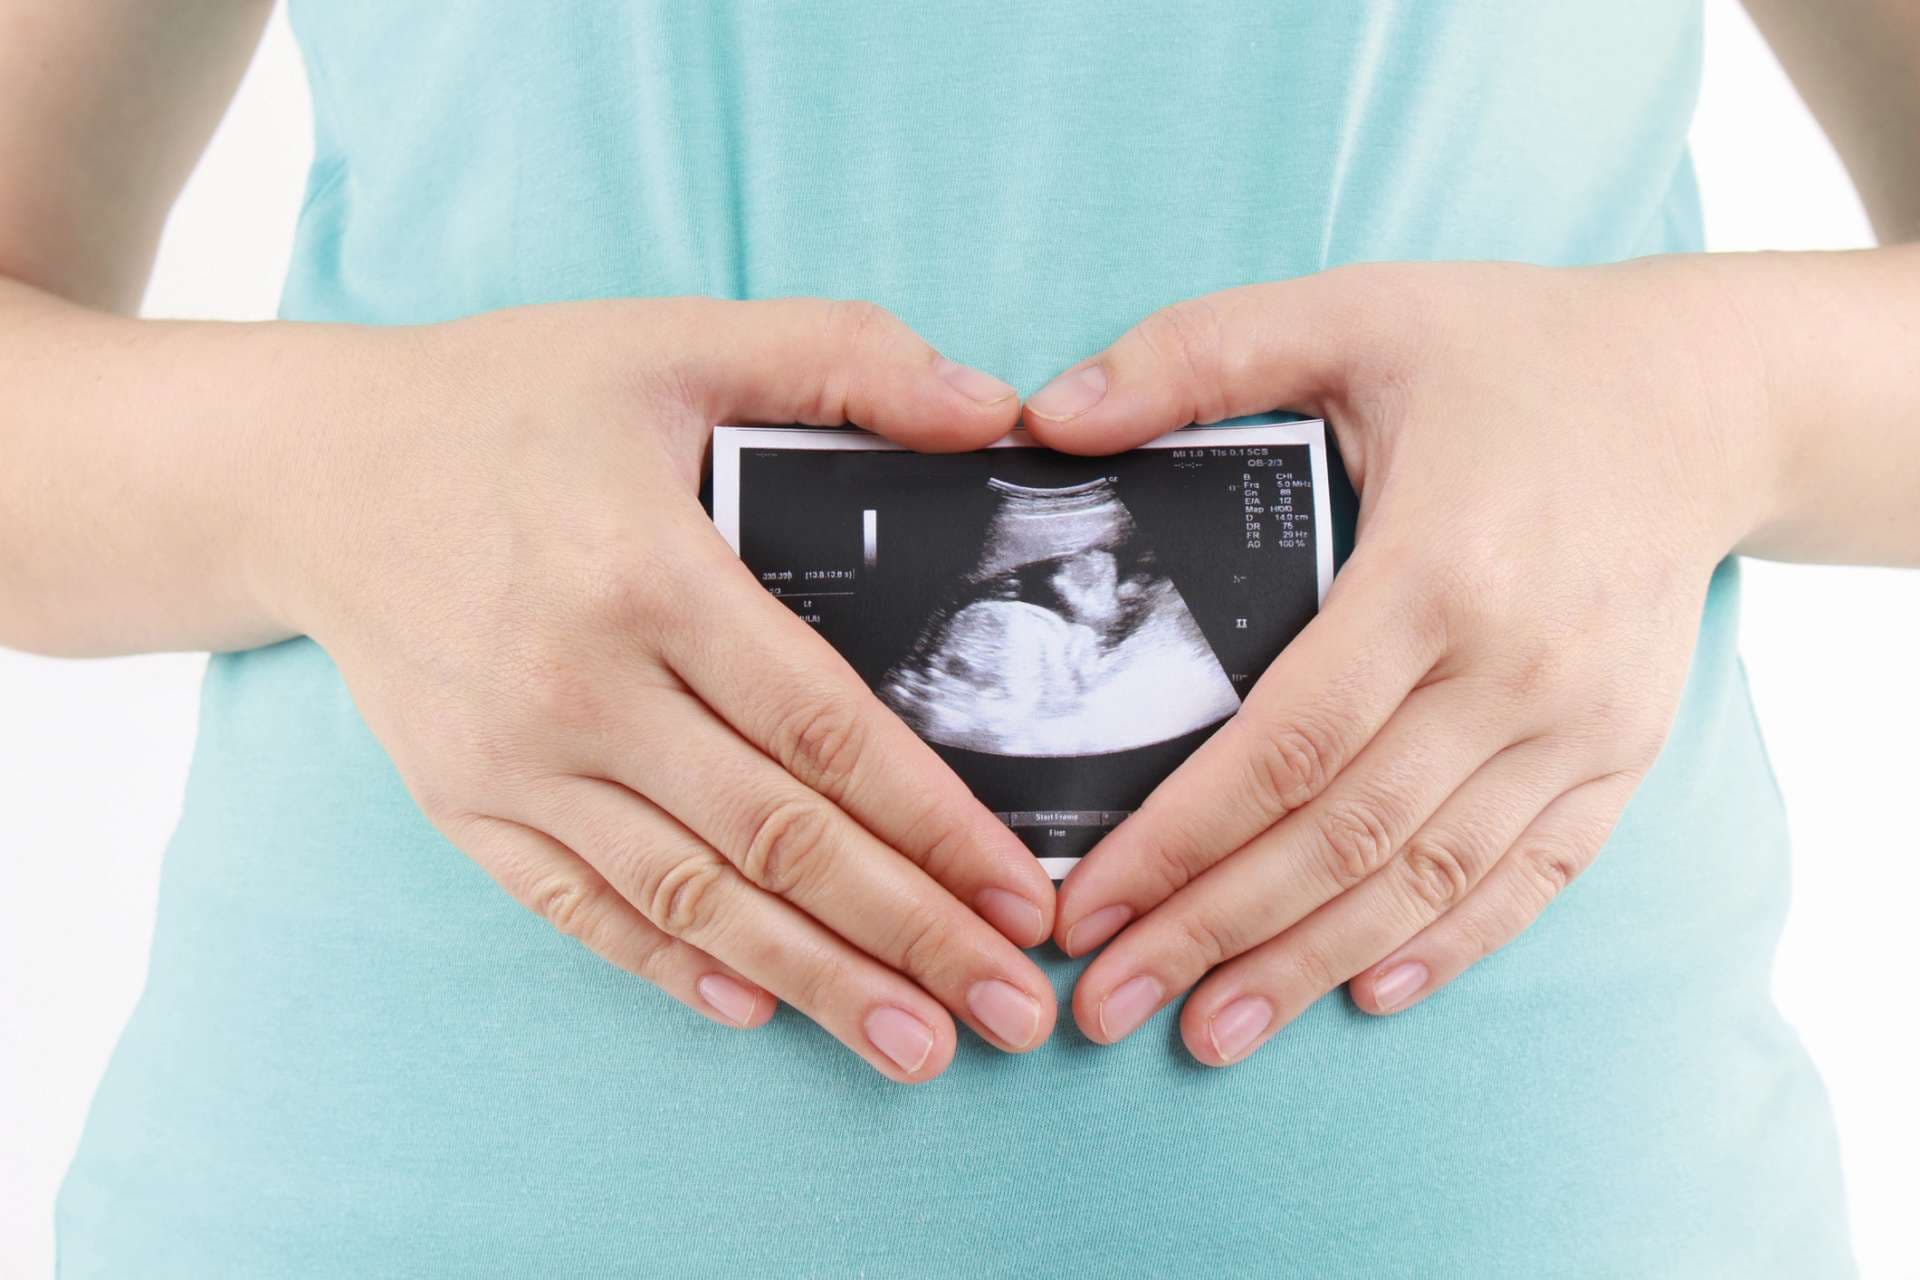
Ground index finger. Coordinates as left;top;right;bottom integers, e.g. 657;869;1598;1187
658;527;1057;946
1053;556;1442;955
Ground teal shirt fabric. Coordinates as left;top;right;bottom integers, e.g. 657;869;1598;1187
58;3;1854;1276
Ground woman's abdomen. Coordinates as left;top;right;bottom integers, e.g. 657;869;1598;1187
56;562;1852;1278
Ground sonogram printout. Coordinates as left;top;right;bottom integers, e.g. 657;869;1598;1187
710;421;1332;877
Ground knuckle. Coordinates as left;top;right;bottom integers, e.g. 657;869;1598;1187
893;914;960;985
1245;719;1339;816
1284;943;1342;997
520;660;608;738
1136;297;1230;422
902;804;976;883
581;558;660;631
644;851;731;937
738;796;841;896
413;776;474;829
825;297;892;353
1143;829;1208;896
1317;800;1398;887
1516;837;1584;903
1400;834;1474;912
457;732;550;805
419;761;550;833
532;872;605;941
769;697;869;796
1424;555;1507;644
1450;907;1503;966
1369;562;1451;661
1539;678;1634;756
1502;640;1575;708
1175;910;1240;971
787;950;848;1014
808;299;900;423
880;777;951;852
626;931;676;985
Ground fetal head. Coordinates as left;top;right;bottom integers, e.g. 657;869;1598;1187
1050;550;1123;628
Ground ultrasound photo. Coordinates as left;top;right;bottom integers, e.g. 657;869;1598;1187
880;475;1241;757
710;421;1333;878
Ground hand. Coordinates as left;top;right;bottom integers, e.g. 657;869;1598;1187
272;297;1059;1082
1020;259;1773;1064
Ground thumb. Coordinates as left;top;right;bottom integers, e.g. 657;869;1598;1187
1021;274;1358;454
664;297;1020;451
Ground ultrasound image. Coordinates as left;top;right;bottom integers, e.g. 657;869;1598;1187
879;477;1240;756
713;423;1337;875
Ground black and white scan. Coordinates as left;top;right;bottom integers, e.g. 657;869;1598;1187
710;421;1332;878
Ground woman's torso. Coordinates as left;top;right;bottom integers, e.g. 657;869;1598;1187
57;3;1853;1275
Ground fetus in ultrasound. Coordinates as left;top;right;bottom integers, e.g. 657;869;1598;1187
879;477;1240;757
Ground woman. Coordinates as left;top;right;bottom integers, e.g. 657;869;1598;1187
6;1;1916;1275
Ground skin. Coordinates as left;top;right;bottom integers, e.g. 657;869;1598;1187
1021;0;1920;1063
1;0;1917;1082
0;3;1062;1083
1024;251;1920;1065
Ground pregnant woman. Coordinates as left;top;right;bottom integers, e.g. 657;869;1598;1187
5;2;1917;1276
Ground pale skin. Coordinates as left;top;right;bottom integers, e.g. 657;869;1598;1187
2;2;1917;1082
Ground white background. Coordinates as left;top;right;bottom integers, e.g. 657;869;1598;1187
2;3;1916;1275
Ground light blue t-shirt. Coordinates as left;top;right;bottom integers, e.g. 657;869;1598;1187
58;3;1853;1276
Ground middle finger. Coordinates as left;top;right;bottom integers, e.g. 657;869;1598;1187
614;685;1057;1053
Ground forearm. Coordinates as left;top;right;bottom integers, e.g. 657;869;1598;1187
0;275;397;656
1690;246;1920;567
1742;0;1920;244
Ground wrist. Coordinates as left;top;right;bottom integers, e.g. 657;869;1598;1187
1620;252;1793;560
235;319;430;650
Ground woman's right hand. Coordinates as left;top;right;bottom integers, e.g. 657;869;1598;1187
267;297;1058;1082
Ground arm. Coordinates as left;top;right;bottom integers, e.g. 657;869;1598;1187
0;0;272;311
1709;0;1920;566
0;1;1060;1080
1742;0;1920;242
0;282;405;655
1716;244;1920;567
0;0;294;654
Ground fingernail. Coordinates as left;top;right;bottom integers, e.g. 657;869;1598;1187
1064;903;1133;956
696;973;762;1026
967;978;1043;1049
1373;961;1429;1012
1097;974;1165;1042
1026;365;1108;420
935;355;1016;405
864;1005;936;1073
1207;995;1274;1063
975;887;1045;946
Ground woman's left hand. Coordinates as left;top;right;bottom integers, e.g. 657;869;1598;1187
1019;257;1779;1065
